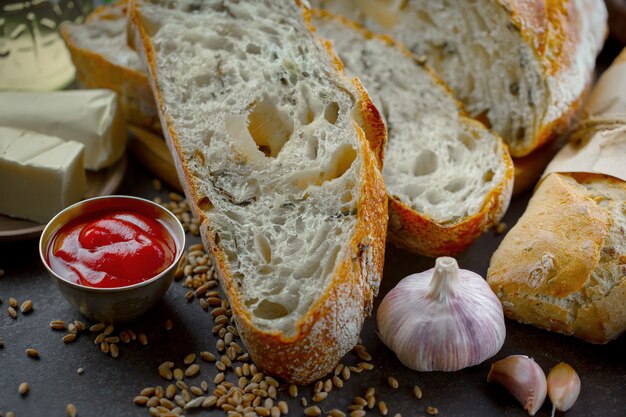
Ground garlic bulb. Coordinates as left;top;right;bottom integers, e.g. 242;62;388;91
547;362;581;416
487;355;547;416
376;257;506;371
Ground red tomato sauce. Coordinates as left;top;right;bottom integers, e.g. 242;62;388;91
47;209;177;288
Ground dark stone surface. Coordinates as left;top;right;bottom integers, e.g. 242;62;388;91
1;155;624;417
2;37;626;417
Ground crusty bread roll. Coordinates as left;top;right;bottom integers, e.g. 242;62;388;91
129;0;388;383
310;10;514;256
311;0;608;157
60;1;161;133
488;172;625;343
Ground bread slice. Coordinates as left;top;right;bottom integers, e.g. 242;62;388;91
311;0;607;157
487;173;626;343
60;1;160;132
310;10;513;256
128;0;388;384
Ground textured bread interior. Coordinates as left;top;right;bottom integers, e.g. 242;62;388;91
312;0;548;153
63;4;145;71
135;0;373;336
312;13;510;224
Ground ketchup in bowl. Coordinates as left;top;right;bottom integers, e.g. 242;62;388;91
47;209;177;289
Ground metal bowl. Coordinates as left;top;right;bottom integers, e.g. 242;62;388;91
39;195;185;323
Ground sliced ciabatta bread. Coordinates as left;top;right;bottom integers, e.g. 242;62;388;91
129;0;388;384
311;0;607;157
60;1;160;132
311;10;513;256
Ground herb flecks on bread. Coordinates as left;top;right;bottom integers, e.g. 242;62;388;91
311;10;513;256
312;0;607;157
129;0;388;383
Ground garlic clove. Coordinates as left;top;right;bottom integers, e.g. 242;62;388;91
547;362;581;416
487;355;547;416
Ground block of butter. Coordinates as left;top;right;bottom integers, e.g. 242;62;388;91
0;126;87;223
0;90;127;170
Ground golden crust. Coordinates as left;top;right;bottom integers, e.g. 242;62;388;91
59;3;161;133
387;120;514;257
488;173;626;343
130;0;387;384
499;0;606;157
310;9;514;257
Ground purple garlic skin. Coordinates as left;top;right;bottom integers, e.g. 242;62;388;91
377;257;506;372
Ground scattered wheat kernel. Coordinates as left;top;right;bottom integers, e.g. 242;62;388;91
413;385;423;399
120;331;131;343
173;368;184;381
367;396;376;409
164;319;174;331
146;396;160;408
329;409;346;417
159;367;173;381
300;398;308;407
141;387;156;397
89;323;106;332
8;298;17;308
312;392;327;403
25;348;40;358
50;320;66;330
348;405;364;411
166;384;176;399
94;333;105;344
104;336;119;343
19;300;33;313
378;401;388;416
152;178;162;191
287;384;298;398
357;350;372;362
332;375;344;389
74;320;86;332
387;376;399;389
190;386;203;396
426;406;439;415
314;381;323;393
270;405;280;417
77;368;84;375
138;333;148;345
110;343;119;358
66;403;77;417
18;382;29;395
354;396;368;406
63;333;77;343
184;353;196;365
100;342;109;353
202;396;217;408
304;406;321;416
103;324;114;336
8;307;17;319
349;411;366;417
277;401;288;415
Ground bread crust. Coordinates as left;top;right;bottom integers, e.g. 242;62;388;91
311;10;514;257
488;172;626;343
59;2;161;133
499;0;607;156
387;119;514;257
129;0;388;384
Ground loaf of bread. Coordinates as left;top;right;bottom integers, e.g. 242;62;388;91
60;1;160;133
310;10;513;256
129;0;388;383
311;0;608;157
487;49;626;344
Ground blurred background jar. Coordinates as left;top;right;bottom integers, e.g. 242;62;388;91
0;0;93;91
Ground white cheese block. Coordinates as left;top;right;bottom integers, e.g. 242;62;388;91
0;89;127;170
0;126;87;223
